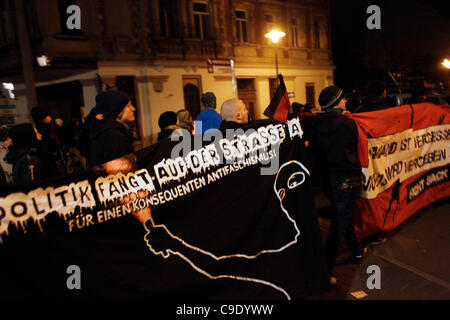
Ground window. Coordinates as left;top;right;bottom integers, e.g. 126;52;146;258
237;79;256;121
291;18;299;48
235;10;248;43
159;0;179;38
193;2;210;40
160;6;168;37
264;14;274;44
313;20;320;49
305;83;315;107
0;4;8;44
183;76;202;119
269;78;278;99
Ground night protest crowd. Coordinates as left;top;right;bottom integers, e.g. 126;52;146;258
0;79;447;286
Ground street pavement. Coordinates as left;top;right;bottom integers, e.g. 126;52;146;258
309;187;450;300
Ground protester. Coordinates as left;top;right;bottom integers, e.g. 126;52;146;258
219;98;250;129
31;106;62;178
346;97;363;113
195;92;222;134
291;102;304;118
177;109;194;134
157;111;180;142
354;80;390;113
4;123;41;184
87;90;136;167
0;126;12;183
62;117;87;175
312;86;366;285
409;83;428;104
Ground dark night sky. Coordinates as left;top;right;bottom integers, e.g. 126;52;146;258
330;0;450;91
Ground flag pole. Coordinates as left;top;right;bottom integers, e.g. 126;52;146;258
231;59;237;98
275;49;279;78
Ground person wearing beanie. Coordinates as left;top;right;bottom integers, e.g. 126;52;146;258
195;92;222;134
312;86;366;284
157;111;180;142
87;90;136;166
4;123;41;184
31;106;52;125
354;80;390;113
291;102;304;118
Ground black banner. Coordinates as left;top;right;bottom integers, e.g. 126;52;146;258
0;118;329;299
406;164;450;203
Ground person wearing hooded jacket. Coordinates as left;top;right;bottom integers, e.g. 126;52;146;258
87;90;136;167
312;86;366;285
5;123;41;184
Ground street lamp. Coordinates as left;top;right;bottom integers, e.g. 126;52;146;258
265;30;286;76
442;58;450;69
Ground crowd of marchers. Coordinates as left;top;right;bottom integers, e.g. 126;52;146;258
0;79;446;285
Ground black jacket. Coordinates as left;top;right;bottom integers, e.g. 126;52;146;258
157;125;180;142
6;123;42;184
5;147;41;184
312;110;361;187
88;118;134;166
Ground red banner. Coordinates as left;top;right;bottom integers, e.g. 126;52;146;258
347;103;450;239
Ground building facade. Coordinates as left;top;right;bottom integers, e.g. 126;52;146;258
0;0;334;147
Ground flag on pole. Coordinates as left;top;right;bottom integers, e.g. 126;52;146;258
263;74;292;123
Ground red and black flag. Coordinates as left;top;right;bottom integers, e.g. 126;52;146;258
264;74;292;123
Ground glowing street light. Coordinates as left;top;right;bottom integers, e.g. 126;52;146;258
36;55;51;67
442;58;450;69
265;29;286;76
264;30;286;43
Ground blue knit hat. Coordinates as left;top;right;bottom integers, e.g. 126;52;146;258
93;90;130;119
